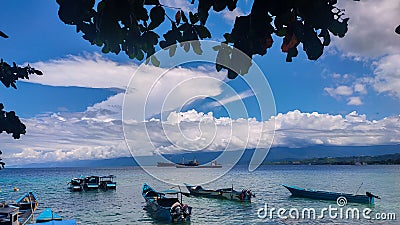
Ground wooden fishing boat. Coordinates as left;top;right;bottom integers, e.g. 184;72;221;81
184;183;253;202
282;184;380;204
11;191;38;225
13;191;38;211
99;175;116;190
82;176;99;191
33;208;77;225
67;178;83;192
142;183;192;223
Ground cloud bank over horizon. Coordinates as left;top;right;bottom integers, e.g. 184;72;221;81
2;107;399;165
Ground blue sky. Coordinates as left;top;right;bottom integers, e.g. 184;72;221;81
1;0;399;165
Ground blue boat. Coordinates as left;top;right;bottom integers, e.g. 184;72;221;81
33;208;77;225
142;183;192;223
13;191;38;211
11;191;39;225
185;183;254;202
282;184;380;204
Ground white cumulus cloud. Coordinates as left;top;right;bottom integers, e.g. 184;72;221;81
370;54;400;98
329;0;400;101
334;0;400;58
324;85;353;97
2;109;399;165
347;96;363;106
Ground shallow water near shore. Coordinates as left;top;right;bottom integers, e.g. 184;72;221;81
1;165;399;224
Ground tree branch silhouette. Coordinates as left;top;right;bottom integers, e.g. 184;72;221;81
55;0;400;79
0;31;43;168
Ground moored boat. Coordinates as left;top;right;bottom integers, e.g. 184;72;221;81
185;183;253;202
11;191;39;225
282;184;380;204
13;191;38;211
142;183;192;223
33;208;77;225
67;178;83;192
82;176;100;191
99;175;116;190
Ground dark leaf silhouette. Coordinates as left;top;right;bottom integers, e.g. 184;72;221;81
148;6;165;30
0;59;41;140
0;31;8;38
0;30;43;164
56;0;366;79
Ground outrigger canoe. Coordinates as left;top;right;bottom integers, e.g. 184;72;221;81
142;183;192;223
184;183;254;202
282;184;380;204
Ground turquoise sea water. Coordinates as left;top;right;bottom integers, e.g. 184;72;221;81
0;165;399;224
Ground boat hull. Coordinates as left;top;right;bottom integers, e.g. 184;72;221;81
282;185;374;204
176;165;222;168
185;184;252;202
142;183;191;223
68;185;82;192
67;178;83;192
12;191;39;225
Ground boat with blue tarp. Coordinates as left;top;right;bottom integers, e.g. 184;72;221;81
33;208;77;225
282;184;380;204
142;183;192;223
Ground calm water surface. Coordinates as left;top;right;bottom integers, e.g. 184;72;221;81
0;165;399;224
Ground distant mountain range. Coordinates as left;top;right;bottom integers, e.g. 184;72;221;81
11;144;400;168
268;153;400;165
